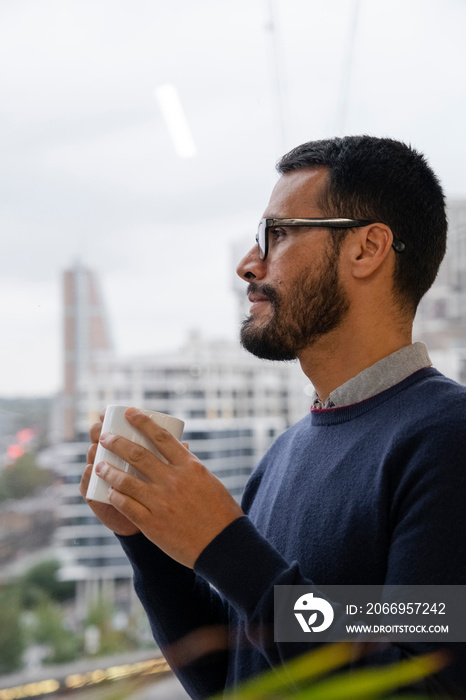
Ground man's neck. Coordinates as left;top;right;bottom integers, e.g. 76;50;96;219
298;322;413;403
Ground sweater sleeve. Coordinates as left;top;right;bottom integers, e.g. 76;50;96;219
116;532;231;699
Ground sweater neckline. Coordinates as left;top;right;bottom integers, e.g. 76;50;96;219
310;367;440;425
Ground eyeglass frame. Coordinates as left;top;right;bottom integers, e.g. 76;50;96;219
255;217;406;261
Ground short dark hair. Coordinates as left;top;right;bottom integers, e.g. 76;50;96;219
277;135;447;314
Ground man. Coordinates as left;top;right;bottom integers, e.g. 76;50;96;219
81;136;466;698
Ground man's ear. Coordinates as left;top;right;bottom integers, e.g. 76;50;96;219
348;224;395;279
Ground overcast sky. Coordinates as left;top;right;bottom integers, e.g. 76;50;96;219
2;0;466;396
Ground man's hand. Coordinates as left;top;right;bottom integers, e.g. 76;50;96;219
80;412;141;537
83;407;244;568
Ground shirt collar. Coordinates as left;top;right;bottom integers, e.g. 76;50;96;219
312;342;432;410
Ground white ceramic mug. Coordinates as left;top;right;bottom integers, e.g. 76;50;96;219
86;404;184;504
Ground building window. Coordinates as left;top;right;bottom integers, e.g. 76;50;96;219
144;390;173;400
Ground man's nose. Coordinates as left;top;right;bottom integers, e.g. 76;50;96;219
236;245;267;281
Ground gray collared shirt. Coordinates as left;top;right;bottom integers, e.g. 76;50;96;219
312;342;432;409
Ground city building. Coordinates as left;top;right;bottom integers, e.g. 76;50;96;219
62;263;114;441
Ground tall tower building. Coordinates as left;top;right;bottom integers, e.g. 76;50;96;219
63;264;113;440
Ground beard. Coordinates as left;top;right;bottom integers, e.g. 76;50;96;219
240;245;349;361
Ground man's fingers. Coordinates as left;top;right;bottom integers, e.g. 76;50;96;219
125;408;188;464
87;413;105;466
80;464;93;498
98;433;167;478
87;442;98;466
90;421;103;444
96;462;152;507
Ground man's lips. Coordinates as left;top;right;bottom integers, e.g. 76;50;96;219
248;292;270;304
247;291;271;313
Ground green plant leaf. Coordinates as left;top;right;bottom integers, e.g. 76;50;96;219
290;651;447;700
214;643;362;700
213;647;447;700
384;696;449;700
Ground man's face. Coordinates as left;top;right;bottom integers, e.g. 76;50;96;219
236;167;350;361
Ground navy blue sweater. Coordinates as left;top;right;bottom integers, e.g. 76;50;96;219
118;368;466;698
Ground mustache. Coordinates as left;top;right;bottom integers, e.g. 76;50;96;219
246;283;280;307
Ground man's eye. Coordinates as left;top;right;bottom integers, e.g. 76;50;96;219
270;227;287;240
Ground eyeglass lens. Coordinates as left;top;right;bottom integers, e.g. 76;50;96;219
256;220;266;260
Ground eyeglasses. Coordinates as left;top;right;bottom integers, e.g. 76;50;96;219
255;217;406;261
